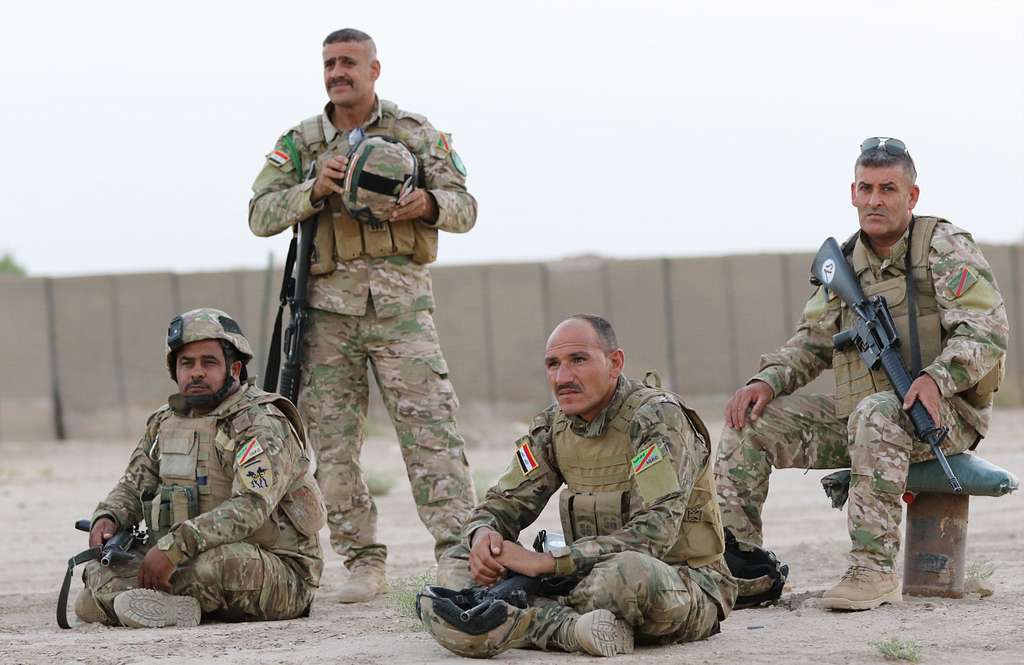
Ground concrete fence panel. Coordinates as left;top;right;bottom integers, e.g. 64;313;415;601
606;259;672;388
544;258;610;331
666;256;734;397
0;277;55;441
432;264;491;404
980;244;1021;405
726;254;791;389
482;262;548;406
783;252;834;396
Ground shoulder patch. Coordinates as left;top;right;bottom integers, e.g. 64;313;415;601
631;444;664;475
515;436;540;476
946;265;978;299
235;437;265;466
267;149;289;167
451;151;467;176
242;462;274;492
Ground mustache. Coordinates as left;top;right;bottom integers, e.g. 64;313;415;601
186;380;211;390
328;76;353;88
556;382;583;394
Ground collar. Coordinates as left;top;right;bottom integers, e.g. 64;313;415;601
563;376;630;438
852;220;913;277
321;96;383;144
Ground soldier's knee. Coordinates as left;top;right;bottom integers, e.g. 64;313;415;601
73;588;110;624
850;392;903;426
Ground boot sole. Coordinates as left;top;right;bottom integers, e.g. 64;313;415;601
113;589;201;628
575;609;635;657
820;586;902;611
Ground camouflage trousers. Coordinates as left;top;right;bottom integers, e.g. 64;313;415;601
715;391;977;570
299;301;476;568
433;546;723;652
78;542;314;625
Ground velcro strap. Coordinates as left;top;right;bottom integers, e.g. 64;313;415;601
358;171;403;196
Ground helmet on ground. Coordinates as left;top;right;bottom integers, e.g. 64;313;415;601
723;527;789;609
342;135;418;228
416;585;530;658
165;308;253;381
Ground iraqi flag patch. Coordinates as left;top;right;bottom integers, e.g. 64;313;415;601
236;437;265;467
267;149;290;167
515;437;539;476
631;444;663;475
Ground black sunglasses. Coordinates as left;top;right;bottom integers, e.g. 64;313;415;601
860;136;909;157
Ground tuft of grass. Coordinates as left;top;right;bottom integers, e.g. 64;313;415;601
386;569;436;627
967;560;995;582
870;637;922;663
365;471;397;497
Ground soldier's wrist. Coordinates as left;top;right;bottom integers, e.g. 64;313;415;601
550;547;576;575
156;533;189;566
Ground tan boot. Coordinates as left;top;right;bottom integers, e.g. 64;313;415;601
820;566;901;611
338;565;387;603
573;609;635;657
112;589;201;628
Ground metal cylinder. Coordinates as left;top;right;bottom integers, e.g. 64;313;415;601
902;492;969;598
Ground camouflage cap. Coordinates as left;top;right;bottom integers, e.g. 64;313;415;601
342;135;418;227
165;308;253;379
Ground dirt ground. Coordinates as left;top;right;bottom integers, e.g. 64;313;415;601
1;406;1022;665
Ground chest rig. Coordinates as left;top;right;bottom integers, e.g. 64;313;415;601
298;100;438;275
551;382;725;568
144;390;325;547
832;217;1002;417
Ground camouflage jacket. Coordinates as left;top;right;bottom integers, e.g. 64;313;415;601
754;219;1008;434
248;97;477;318
463;377;734;609
92;384;323;585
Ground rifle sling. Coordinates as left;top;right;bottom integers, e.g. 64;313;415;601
905;217;922;376
262;229;299;393
57;547;102;629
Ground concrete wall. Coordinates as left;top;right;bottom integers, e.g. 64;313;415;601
1;243;1021;441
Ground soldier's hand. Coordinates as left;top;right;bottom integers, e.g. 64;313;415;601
725;381;775;430
138;547;175;593
469;527;505;586
88;517;116;548
495;541;556;578
903;373;943;427
390;188;438;223
310;155;348;203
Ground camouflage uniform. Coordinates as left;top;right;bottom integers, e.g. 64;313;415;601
716;219;1008;571
78;383;326;624
427;377;737;656
249;97;477;569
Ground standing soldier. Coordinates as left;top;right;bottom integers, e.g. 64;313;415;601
74;309;325;627
249;28;477;602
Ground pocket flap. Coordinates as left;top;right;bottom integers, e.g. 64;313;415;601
160;435;195;455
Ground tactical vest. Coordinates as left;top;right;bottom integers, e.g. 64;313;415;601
299;100;438;275
550;382;725;568
833;217;1003;417
144;391;326;549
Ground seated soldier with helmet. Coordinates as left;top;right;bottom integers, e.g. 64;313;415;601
73;308;326;628
418;315;737;658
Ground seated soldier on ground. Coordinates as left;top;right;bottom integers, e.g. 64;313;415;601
74;308;326;628
419;314;737;658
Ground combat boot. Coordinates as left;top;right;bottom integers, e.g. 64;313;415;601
338;563;387;603
571;609;635;657
820;565;901;611
112;589;201;628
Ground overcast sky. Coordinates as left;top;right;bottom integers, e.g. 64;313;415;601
1;1;1021;277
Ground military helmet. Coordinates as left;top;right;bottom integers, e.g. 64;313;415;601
416;586;530;658
165;308;253;380
342;135;418;228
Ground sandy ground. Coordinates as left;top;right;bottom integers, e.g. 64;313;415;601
1;407;1022;665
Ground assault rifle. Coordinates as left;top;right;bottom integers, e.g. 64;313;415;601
811;237;962;493
264;161;318;405
57;519;147;629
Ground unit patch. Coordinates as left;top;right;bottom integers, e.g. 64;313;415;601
235;437;265;467
515;437;539;476
451;151;467;176
947;265;978;299
267;149;290;167
243;464;274;491
631;444;663;475
436;131;452;154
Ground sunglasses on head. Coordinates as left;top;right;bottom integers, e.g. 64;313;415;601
860;137;909;157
